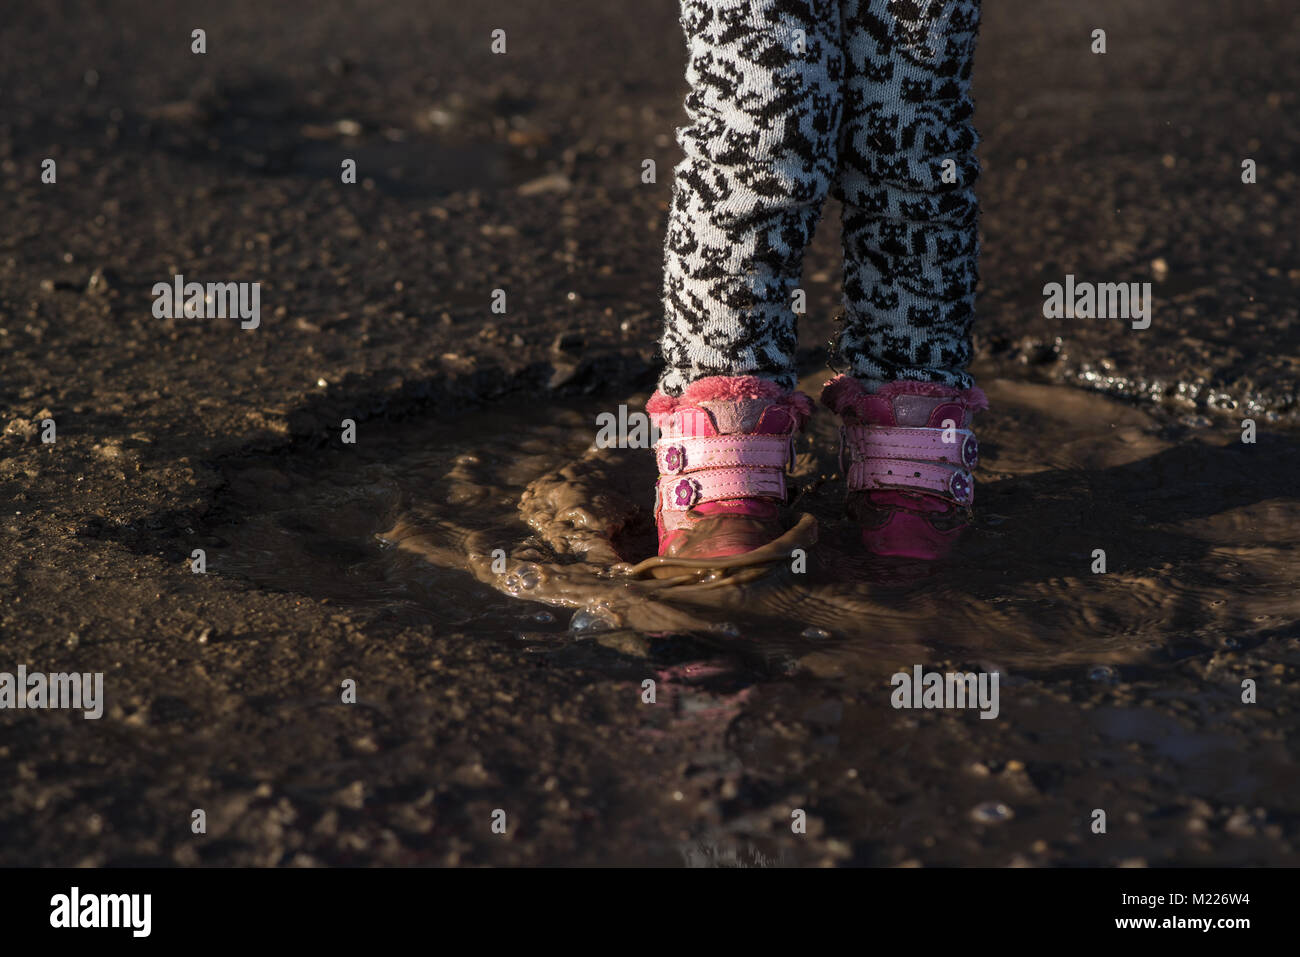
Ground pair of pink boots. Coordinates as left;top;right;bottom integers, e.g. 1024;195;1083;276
646;375;987;562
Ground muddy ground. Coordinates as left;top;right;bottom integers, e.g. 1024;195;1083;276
0;0;1297;866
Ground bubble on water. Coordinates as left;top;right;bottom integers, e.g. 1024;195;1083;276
570;605;619;634
801;627;831;640
970;801;1014;823
533;610;555;624
503;562;542;594
1088;665;1119;682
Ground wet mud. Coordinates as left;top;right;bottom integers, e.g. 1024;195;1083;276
223;372;1300;668
205;370;1300;865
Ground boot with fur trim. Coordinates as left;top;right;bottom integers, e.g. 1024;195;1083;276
646;375;812;561
820;375;987;559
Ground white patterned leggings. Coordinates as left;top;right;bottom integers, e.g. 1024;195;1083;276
659;0;981;396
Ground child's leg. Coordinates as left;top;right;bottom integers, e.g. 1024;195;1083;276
822;0;985;559
648;0;840;563
658;0;844;397
834;0;982;390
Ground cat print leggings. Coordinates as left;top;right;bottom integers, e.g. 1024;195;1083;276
658;0;981;396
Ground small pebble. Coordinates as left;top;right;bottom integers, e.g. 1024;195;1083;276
971;801;1014;823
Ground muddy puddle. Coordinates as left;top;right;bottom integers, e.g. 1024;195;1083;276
205;372;1300;863
213;372;1299;673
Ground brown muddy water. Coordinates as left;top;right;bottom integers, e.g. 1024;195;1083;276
208;372;1300;864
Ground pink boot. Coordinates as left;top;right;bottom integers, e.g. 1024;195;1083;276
646;376;812;561
820;375;988;559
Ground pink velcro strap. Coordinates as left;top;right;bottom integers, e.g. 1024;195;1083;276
655;434;792;475
658;468;787;511
844;424;978;470
847;460;974;505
